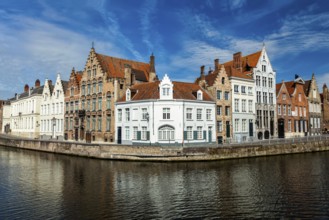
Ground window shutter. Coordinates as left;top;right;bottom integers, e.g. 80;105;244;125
203;131;206;140
184;131;187;140
193;131;197;140
137;131;141;140
147;131;150;140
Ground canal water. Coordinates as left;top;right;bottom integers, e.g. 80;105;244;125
0;146;329;219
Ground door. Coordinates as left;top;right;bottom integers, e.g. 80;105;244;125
226;121;230;138
75;128;79;141
278;118;285;138
117;126;122;144
249;120;253;137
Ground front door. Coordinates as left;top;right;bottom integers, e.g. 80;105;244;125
226;121;230;138
278;118;285;138
117;127;122;144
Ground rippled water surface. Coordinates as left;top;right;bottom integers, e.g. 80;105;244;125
1;146;329;219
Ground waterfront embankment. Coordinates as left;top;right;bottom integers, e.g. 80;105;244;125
0;134;329;161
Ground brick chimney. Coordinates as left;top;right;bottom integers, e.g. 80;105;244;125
200;65;205;80
149;53;156;82
233;52;242;70
214;59;220;71
24;84;29;93
35;79;40;88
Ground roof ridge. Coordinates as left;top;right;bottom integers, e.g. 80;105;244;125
96;53;149;65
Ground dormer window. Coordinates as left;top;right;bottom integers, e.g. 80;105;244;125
126;89;131;101
159;74;173;100
197;90;203;100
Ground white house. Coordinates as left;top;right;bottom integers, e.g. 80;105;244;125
230;72;256;143
10;80;43;139
115;74;216;145
40;74;68;140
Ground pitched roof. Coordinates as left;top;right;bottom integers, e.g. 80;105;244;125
222;50;262;69
118;81;214;102
96;53;150;81
284;81;296;96
276;83;283;96
10;85;44;100
303;80;311;96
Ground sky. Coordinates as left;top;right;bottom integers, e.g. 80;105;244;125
1;0;329;99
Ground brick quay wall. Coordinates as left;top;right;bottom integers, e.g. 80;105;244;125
0;134;329;161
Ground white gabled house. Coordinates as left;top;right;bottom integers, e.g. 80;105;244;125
115;74;216;145
40;74;68;140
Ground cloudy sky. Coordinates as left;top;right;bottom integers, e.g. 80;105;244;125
1;0;329;99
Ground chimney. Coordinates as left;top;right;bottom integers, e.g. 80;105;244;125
214;59;220;71
149;53;156;82
208;67;212;75
233;52;242;70
15;93;18;100
35;79;40;88
48;80;52;86
24;84;29;93
200;65;205;80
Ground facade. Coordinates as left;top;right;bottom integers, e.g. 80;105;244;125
9;80;43;138
64;68;83;141
222;46;277;139
277;76;309;137
276;82;294;138
321;84;329;133
77;47;156;143
40;74;68;140
303;74;322;136
1;101;11;133
115;74;216;145
196;61;232;144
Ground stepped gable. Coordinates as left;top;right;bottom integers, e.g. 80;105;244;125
118;81;213;102
95;53;150;81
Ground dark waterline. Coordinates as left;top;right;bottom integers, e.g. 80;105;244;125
0;146;329;219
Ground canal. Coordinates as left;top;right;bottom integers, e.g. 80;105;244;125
0;145;329;219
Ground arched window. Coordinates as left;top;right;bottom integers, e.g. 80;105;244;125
158;125;175;141
222;77;225;84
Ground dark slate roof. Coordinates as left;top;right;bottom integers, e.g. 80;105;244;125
10;86;44;101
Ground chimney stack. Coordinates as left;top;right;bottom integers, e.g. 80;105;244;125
24;84;29;93
48;80;52;86
233;52;242;70
214;59;220;71
35;79;40;88
200;65;205;80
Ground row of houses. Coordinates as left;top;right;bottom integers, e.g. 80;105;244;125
1;45;329;145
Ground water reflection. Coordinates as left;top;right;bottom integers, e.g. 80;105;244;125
1;146;329;219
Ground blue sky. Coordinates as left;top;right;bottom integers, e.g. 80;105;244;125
1;0;329;99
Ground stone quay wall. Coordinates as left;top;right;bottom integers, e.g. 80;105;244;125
0;134;329;161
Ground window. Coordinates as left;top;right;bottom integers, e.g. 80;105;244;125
234;99;239;112
118;109;122;122
303;107;306;117
163;108;170;119
288;105;291;116
98;82;102;93
224;92;229;100
82;85;86;96
141;108;148;120
262;77;267;87
298;93;301;102
225;106;230;115
206;109;211;120
221;77;225;84
248;87;253;95
106;95;111;109
235;119;239;132
92;116;96;130
242;119;246;132
256;75;261;86
126;90;131;101
186;108;192;120
93;83;96;94
70;88;74;96
142;127;147;140
263;92;267;104
217;106;222;115
158;125;175;140
93;68;96;77
87;100;90;111
242;99;246;112
283;105;286;116
197;90;203;100
133;126;138;140
288;120;292;132
197;109;202;120
162;87;170;96
87;70;91;78
125;127;130;140
257;91;261;103
98;97;102;110
125;108;130;121
241;86;246;94
87;84;91;94
269;78;273;88
248;100;253;113
262;65;266;72
187;126;193;140
234;85;239;93
197;126;203;139
97;116;102;131
92;98;96;111
217;90;222;99
282;93;286;100
217;121;222;132
269;93;273;104
278;105;281;115
106;115;111;131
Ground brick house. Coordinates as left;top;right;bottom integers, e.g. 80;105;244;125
321;84;329;133
78;47;156;143
277;75;309;137
303;74;322;136
64;68;83;141
195;60;232;143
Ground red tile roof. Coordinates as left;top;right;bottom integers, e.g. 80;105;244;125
96;53;150;81
118;81;214;102
276;83;283;96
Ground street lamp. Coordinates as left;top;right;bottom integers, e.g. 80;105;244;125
52;117;56;139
